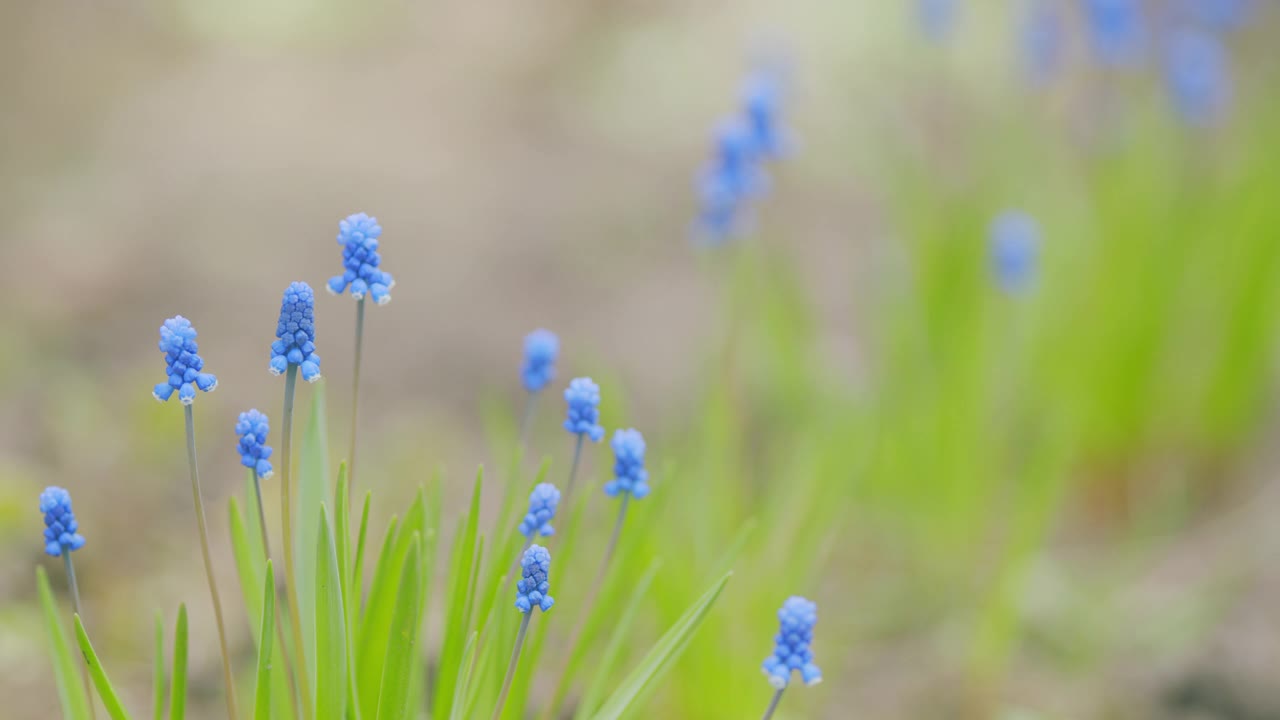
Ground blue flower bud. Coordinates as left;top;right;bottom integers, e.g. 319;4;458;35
1164;28;1231;127
518;483;561;538
564;377;604;443
327;213;395;306
989;210;1041;293
515;544;554;613
762;596;822;689
270;282;322;382
521;329;559;394
152;316;217;405
235;409;274;479
604;428;649;500
40;486;86;557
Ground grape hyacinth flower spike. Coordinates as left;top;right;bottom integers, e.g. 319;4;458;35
270;281;321;382
989;210;1041;294
760;596;822;720
494;545;554;720
153;316;239;720
599;429;648;573
518;483;561;541
40;486;95;720
1164;28;1231;127
562;376;604;502
519;329;559;444
236;409;274;480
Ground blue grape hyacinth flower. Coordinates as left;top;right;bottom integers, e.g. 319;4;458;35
1020;0;1064;86
918;0;959;42
742;68;791;161
152;316;218;405
604;428;650;499
235;409;274;479
1084;0;1147;67
695;118;767;246
521;329;559;394
518;483;561;538
1165;28;1231;127
762;596;822;689
990;210;1041;293
515;544;555;613
564;377;605;443
270;282;322;382
40;486;86;557
1179;0;1254;31
327;213;395;305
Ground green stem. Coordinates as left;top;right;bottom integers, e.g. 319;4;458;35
185;404;240;720
760;688;785;720
64;554;96;720
492;613;533;720
564;434;585;505
519;392;537;449
347;297;365;505
279;365;313;720
247;469;302;720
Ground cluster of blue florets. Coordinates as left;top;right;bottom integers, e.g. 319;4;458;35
605;429;650;500
521;329;559;393
327;213;394;305
762;596;822;689
153;316;218;405
40;486;86;557
270;282;322;382
515;544;555;613
235;409;274;479
564;377;605;442
518;483;561;538
695;65;790;246
989;210;1041;294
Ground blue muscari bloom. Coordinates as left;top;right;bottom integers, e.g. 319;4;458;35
762;596;822;689
270;282;322;382
40;486;86;557
990;211;1041;293
1020;0;1064;86
522;329;559;393
695;118;769;247
152;316;218;405
515;544;555;613
235;409;274;479
1164;28;1231;127
1084;0;1147;67
1178;0;1254;31
518;483;561;538
604;428;649;500
564;377;605;442
327;213;395;305
918;0;959;42
742;68;791;161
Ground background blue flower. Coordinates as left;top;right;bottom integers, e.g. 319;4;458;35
564;377;605;442
515;544;555;613
605;428;650;499
328;213;395;305
990;210;1041;293
521;329;559;393
235;409;274;479
518;483;561;538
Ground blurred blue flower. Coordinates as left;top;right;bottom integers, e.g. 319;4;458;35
521;329;559;394
152;316;218;405
604;429;650;500
695;118;767;247
918;0;959;42
1165;28;1231;127
518;483;561;538
1179;0;1254;31
270;282;322;382
990;210;1041;293
564;377;605;443
762;596;822;689
1020;0;1064;86
515;544;555;613
327;213;395;305
235;409;274;479
1084;0;1147;67
742;68;791;161
40;486;86;557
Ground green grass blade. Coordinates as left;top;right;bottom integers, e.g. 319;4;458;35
449;632;480;720
253;561;276;720
152;611;165;720
169;605;188;720
432;469;484;719
589;572;732;720
36;566;91;720
574;560;663;720
316;507;349;720
375;536;422;720
297;381;332;687
355;517;400;720
352;491;372;604
73;615;133;720
229;496;265;642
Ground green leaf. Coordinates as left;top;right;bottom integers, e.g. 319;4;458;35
74;614;133;720
589;572;732;720
253;562;276;720
449;632;480;720
297;381;332;686
169;605;188;720
375;536;422;720
229;496;265;642
352;491;372;603
574;560;663;720
36;566;91;720
152;611;165;720
355;517;400;720
431;469;483;720
316;509;348;720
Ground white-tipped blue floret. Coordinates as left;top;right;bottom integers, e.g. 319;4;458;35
271;282;322;382
762;596;822;689
515;544;555;613
40;486;86;557
563;377;605;442
518;483;561;538
604;428;650;500
153;316;217;405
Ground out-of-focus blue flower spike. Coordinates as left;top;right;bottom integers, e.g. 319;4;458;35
742;68;792;160
918;0;959;42
154;316;217;405
235;409;275;479
271;282;322;382
604;428;650;500
762;596;822;689
564;377;605;443
1165;28;1231;127
1084;0;1148;67
1020;0;1064;87
1179;0;1254;32
329;213;394;305
515;544;555;613
989;210;1041;293
521;330;560;394
40;486;86;557
518;483;561;537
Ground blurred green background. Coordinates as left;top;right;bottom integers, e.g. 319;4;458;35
5;1;1280;719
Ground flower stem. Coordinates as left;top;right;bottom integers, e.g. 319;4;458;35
564;434;585;504
492;613;533;720
185;404;240;720
347;296;365;505
760;688;785;720
64;554;96;720
247;469;302;720
279;365;313;720
519;392;537;449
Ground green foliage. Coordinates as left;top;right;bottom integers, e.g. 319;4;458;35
36;566;90;720
74;615;131;720
254;563;277;720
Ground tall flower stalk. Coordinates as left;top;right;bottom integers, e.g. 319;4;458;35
41;486;94;720
152;316;239;720
562;377;604;504
493;544;556;720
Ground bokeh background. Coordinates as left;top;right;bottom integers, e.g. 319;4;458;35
5;1;1280;718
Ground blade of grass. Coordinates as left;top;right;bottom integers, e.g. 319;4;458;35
169;605;188;720
152;612;165;720
36;566;91;720
355;517;400;720
316;508;349;720
574;560;663;720
449;632;480;720
229;497;265;641
431;468;483;719
254;562;276;720
297;382;332;687
73;615;133;720
375;536;422;720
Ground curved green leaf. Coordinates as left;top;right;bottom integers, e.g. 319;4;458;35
169;605;188;720
36;566;91;720
375;536;422;720
73;615;132;720
316;508;348;720
254;561;276;720
152;612;165;720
